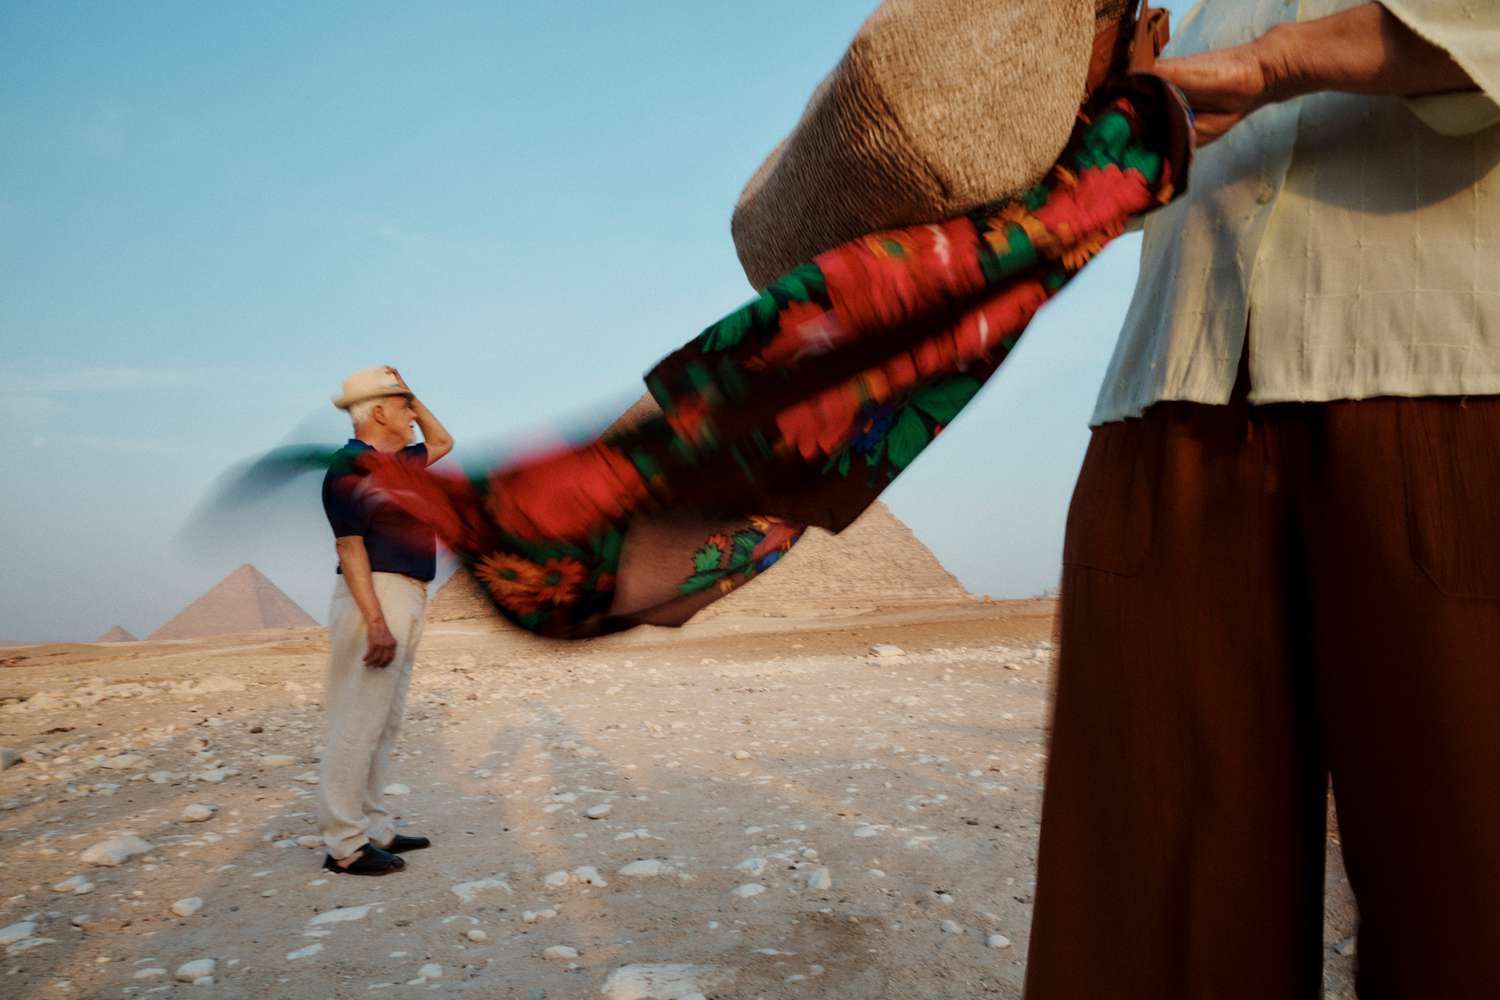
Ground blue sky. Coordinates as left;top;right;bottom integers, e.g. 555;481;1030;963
1;1;1192;641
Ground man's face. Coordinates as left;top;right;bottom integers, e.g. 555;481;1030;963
378;396;417;445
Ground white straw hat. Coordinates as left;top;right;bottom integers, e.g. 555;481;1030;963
332;366;414;411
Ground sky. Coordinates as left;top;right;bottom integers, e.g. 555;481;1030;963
1;0;1193;642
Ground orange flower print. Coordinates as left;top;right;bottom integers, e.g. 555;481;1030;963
474;553;548;615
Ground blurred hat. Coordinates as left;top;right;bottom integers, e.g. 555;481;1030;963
332;366;414;411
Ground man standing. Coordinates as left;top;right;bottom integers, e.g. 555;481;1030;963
1025;2;1499;997
318;365;453;876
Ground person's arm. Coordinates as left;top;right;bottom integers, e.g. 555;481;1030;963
386;366;454;465
1153;3;1479;146
334;536;398;668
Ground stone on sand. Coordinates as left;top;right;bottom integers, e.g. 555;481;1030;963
51;875;95;895
730;883;766;898
0;747;20;770
601;964;731;1000
987;933;1012;949
543;945;579;961
171;897;204;918
180;803;216;823
451;877;512;904
618;859;671;878
0;921;37;946
174;958;216;983
80;834;153;867
308;903;377;926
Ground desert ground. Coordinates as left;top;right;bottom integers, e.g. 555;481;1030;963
0;601;1359;998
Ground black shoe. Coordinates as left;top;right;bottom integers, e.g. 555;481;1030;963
323;843;405;876
383;834;431;854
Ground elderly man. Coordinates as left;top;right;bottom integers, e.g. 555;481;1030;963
1025;2;1498;997
318;366;453;876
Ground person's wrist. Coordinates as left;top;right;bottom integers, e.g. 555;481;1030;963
1253;22;1302;105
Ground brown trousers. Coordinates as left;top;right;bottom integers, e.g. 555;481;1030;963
1025;368;1500;999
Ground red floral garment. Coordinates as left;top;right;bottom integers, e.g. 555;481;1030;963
341;77;1193;637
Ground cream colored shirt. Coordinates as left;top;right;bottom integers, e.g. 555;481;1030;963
1091;0;1500;425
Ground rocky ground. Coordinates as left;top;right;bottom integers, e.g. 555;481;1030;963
0;602;1358;998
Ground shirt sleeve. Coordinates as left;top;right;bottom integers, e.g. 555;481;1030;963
400;442;430;467
322;470;371;538
1381;0;1500;135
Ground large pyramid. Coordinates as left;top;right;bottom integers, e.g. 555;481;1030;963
95;625;138;643
425;501;969;624
148;564;318;640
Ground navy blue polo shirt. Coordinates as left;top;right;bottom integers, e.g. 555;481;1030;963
321;439;437;582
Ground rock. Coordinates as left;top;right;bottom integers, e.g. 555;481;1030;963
465;929;488;943
174;959;216;983
51;875;95;895
618;859;670;878
261;755;295;768
807;867;832;891
585;803;612;819
309;903;377;926
730;883;766;898
133;968;166;980
986;933;1012;949
451;877;512;903
735;858;767;876
543;870;571;888
940;919;963;934
730;750;753;760
1336;936;1357;957
80;834;153;867
148;771;182;784
296;835;323;849
0;921;37;945
852;825;880;838
192;767;234;784
543;945;579;961
7;937;56;956
0;748;21;770
601;964;731;1000
871;644;906;658
180;803;216;823
416;963;443;981
383;783;410;796
171;897;204;917
99;753;146;770
286;943;323;960
571;865;607;887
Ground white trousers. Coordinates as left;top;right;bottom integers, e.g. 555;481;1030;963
317;571;427;860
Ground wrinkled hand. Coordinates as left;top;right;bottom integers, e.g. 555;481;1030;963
1154;39;1279;146
364;619;397;668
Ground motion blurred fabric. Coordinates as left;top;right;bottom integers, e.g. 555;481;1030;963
339;79;1192;638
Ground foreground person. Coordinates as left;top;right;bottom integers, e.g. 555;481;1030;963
1027;3;1499;997
318;366;453;876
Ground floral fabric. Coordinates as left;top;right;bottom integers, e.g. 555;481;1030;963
314;77;1192;638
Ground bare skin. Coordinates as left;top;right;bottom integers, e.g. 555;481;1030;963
1154;3;1479;146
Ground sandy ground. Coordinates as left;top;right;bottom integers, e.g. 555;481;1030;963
0;602;1358;998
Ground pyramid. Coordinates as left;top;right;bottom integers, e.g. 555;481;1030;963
148;564;319;640
425;500;969;624
95;625;138;643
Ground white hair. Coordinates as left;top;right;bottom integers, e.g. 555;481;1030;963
347;396;400;430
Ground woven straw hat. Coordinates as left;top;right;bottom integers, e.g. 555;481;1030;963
332;365;414;411
732;0;1150;290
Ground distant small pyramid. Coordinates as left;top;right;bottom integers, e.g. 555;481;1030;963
95;625;138;643
148;564;318;640
426;567;495;623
